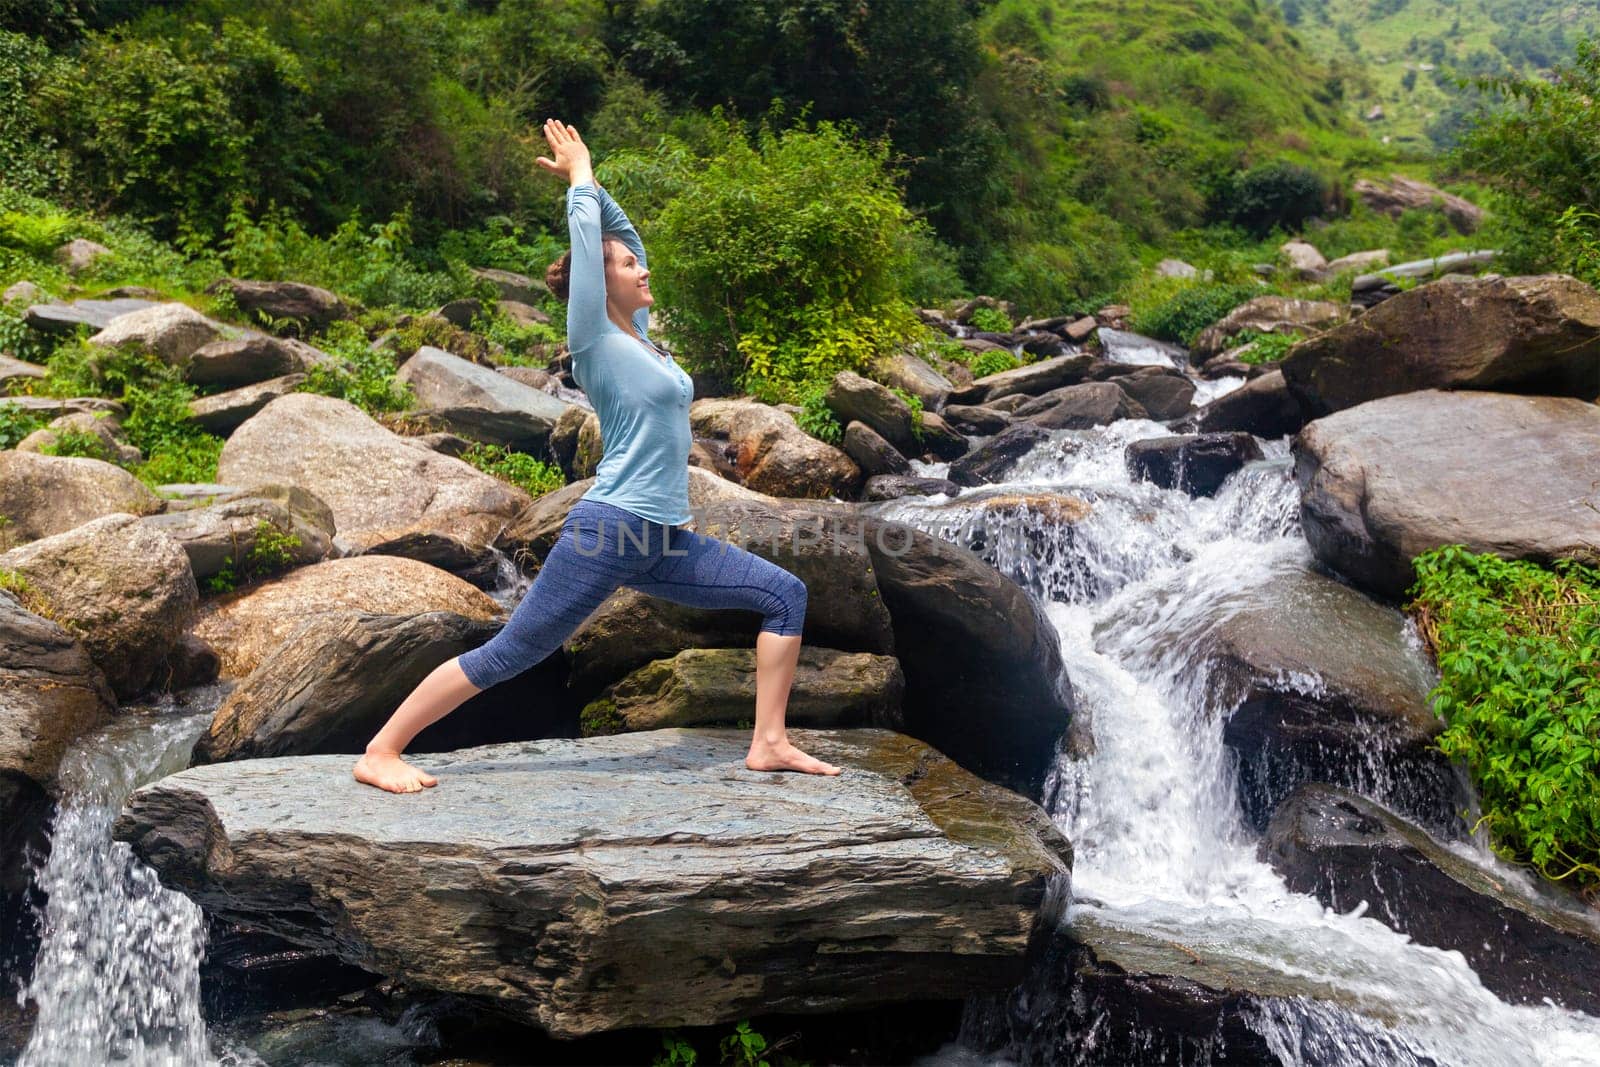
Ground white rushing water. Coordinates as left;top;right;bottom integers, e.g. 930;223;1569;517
15;693;219;1067
889;418;1600;1066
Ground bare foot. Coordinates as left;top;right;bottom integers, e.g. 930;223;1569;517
746;737;843;776
353;751;438;793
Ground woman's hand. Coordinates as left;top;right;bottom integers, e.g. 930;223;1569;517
533;118;594;187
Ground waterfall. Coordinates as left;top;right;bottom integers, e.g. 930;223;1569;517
16;693;221;1067
890;419;1600;1065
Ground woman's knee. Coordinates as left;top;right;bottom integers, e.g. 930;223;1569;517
764;568;807;636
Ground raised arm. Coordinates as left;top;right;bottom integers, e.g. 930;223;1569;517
565;182;610;351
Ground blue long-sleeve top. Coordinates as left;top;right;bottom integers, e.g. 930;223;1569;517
564;180;695;526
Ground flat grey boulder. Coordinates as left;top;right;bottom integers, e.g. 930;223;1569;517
1015;381;1147;430
824;370;918;454
1282;274;1600;416
1262;784;1600;1015
0;513;197;699
581;647;904;735
0;450;161;548
186;334;337;387
0;354;47;389
115;728;1072;1038
25;297;162;335
217;392;531;561
395;346;572;452
1294;390;1600;598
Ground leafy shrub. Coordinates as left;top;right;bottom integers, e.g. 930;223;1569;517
1129;281;1259;347
296;320;413;415
1408;545;1600;895
794;381;842;445
0;30;64;196
1213;159;1328;238
629;111;926;403
469;306;561;367
1451;36;1600;277
460;442;564;498
969;349;1021;379
38;427;111;460
966;306;1014;334
890;386;925;441
1232;329;1303;364
0;401;47;449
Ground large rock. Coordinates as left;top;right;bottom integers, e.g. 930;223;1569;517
1189;368;1306;438
947;354;1098;406
1294;391;1600;599
1114;369;1195;421
191;555;502;678
824;371;919;454
0;450;161;548
868;349;953;411
1015;381;1146;430
87;302;227;365
16;410;142;466
1354;174;1483;234
22;297;159;335
689;398;861;499
395;346;572;452
1189;296;1347;365
841;420;911;477
206;278;355;333
0;514;198;699
582;647;904;734
1125;433;1263;498
861;517;1072;798
1;591;117;897
1262;785;1600;1015
139;484;334;581
217;392;531;563
193;610;523;764
1281;274;1600;416
1197;564;1456;830
115;728;1073;1038
185;335;336;387
946;424;1051;487
0;354;47;390
187;374;308;434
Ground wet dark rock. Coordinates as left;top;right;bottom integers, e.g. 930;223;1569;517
1190;369;1306;438
1125;433;1263;498
1016;381;1147;430
861;517;1073;798
913;410;971;462
859;475;960;502
947;424;1051;487
1261;785;1600;1015
117;728;1072;1039
1114;369;1196;420
841;420;911;477
939;403;1012;435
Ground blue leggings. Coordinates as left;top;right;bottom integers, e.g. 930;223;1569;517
457;498;807;689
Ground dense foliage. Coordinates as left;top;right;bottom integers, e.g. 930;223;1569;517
1409;546;1600;896
1449;37;1600;286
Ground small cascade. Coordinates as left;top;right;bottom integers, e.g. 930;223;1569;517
17;690;225;1067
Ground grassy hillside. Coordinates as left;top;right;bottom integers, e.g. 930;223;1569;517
1269;0;1600;146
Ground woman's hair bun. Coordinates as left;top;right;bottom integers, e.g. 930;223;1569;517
546;251;573;304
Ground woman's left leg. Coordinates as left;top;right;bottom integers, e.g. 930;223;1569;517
625;526;841;776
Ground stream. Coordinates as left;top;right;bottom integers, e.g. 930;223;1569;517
9;382;1600;1064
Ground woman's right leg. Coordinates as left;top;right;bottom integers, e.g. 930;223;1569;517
354;502;643;793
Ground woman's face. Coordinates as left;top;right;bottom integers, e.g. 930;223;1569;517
604;238;653;318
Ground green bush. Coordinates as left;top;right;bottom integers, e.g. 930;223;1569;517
1213;159;1328;238
0;31;64;196
459;442;564;498
966;306;1014;333
628;110;926;404
1451;36;1600;278
794;382;842;445
1128;281;1260;347
1408;545;1600;895
969;349;1021;379
295;320;413;415
38;426;111;460
1232;328;1303;364
0;401;47;449
205;519;302;594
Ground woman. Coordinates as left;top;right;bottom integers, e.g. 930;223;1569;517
353;119;843;793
